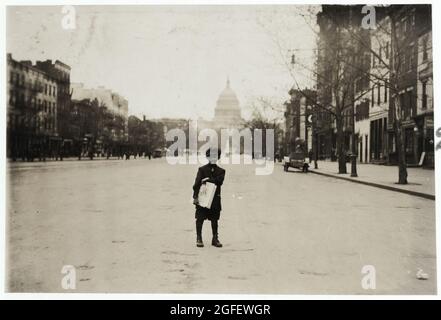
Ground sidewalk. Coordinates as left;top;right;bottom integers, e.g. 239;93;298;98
8;155;148;163
308;161;435;200
7;156;155;169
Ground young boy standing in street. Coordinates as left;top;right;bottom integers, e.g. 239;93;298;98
192;149;225;248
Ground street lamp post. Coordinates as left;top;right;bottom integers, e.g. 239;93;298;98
314;130;319;169
311;111;319;169
350;103;358;177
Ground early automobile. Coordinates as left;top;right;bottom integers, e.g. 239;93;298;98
283;151;309;172
153;148;163;158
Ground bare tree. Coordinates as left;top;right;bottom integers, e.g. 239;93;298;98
323;5;431;184
244;97;284;159
285;7;373;174
275;5;430;183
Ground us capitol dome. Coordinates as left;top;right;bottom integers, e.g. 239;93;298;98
212;78;243;129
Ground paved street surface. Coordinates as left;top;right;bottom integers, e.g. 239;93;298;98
7;158;436;294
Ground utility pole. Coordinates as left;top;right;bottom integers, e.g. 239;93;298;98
350;103;358;177
313;114;318;169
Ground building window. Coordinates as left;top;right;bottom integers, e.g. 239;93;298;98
385;42;389;59
399;54;405;74
405;128;414;153
422;81;427;110
399;93;405;118
377;84;381;105
395;21;401;37
411;13;415;28
406;50;411;71
408;90;414;117
384;81;388;103
371;85;375;107
422;37;428;61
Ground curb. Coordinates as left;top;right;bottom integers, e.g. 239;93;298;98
309;169;435;201
8;157;154;163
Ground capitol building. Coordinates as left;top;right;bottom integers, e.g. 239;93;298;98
212;78;243;129
194;78;244;153
197;78;244;131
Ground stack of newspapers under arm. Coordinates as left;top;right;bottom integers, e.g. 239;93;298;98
197;182;216;209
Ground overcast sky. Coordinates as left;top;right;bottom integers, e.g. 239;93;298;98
7;5;319;120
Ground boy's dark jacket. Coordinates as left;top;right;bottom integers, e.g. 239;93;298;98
192;163;225;212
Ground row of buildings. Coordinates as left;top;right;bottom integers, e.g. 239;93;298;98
6;53;129;160
7;51;247;161
286;5;434;168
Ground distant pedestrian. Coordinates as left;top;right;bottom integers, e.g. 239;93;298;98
192;148;225;248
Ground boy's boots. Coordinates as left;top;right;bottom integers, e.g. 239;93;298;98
196;236;204;248
196;219;204;247
211;220;222;247
212;235;223;248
